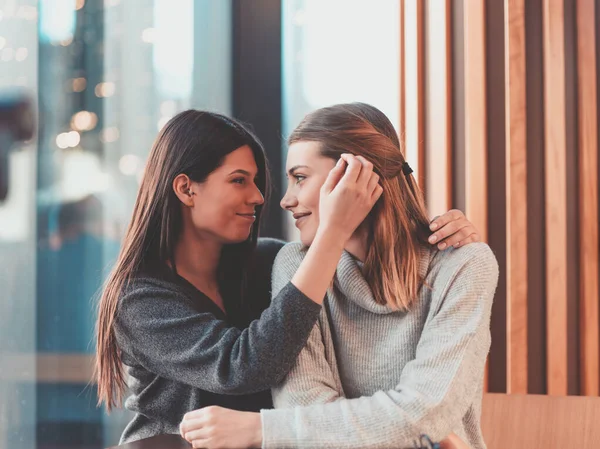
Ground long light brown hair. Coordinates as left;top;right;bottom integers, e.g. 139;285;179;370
95;110;270;411
289;102;431;310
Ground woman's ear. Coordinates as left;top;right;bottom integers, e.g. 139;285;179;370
173;174;195;207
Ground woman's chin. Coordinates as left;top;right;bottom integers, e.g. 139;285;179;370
222;229;253;245
299;233;316;248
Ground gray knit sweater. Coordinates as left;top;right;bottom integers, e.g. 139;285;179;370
113;238;322;444
261;242;498;449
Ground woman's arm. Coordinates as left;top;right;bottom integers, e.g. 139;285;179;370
114;228;359;396
115;279;321;395
115;155;382;395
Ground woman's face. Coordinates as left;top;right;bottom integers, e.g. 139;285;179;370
281;141;336;246
189;145;264;244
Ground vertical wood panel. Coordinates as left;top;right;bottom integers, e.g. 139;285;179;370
464;0;489;392
524;0;547;395
542;0;568;395
485;0;508;393
504;0;528;394
424;0;452;216
403;0;425;188
576;0;600;397
399;0;406;151
465;0;488;242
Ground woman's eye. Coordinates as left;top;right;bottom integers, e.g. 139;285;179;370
294;175;306;184
232;178;245;185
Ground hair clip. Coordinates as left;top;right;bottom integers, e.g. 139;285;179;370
402;162;413;176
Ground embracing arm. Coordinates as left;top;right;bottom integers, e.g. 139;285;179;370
115;278;321;395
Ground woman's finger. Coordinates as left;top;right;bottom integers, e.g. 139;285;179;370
180;418;205;436
371;184;383;203
183;409;205;421
437;229;474;250
428;220;469;245
448;233;479;249
354;155;374;188
429;209;464;231
339;154;362;184
321;158;347;194
366;172;380;195
184;427;210;443
191;438;210;449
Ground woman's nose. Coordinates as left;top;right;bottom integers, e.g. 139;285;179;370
249;184;265;206
280;189;297;210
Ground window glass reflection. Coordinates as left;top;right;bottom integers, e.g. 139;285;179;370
282;0;400;239
1;0;232;447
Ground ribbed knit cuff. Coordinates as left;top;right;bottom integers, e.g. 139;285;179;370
260;408;297;449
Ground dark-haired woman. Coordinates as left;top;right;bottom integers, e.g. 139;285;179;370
95;110;480;445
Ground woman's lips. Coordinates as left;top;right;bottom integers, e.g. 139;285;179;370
293;213;311;228
237;214;256;222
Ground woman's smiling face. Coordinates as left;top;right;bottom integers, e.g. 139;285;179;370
280;141;336;246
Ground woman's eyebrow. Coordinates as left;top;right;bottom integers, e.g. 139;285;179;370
228;169;255;176
287;165;309;176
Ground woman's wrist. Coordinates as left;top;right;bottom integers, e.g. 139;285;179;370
291;227;346;304
313;225;349;252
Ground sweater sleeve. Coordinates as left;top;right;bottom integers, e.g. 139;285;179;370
271;317;345;407
261;244;498;449
114;276;321;395
270;242;344;407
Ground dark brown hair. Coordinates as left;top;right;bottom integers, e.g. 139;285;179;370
95;110;269;411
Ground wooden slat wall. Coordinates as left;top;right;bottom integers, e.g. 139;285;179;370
504;0;528;394
576;0;600;397
400;0;600;396
464;0;488;243
464;0;489;391
542;0;569;396
403;0;425;187
424;0;453;216
399;0;406;153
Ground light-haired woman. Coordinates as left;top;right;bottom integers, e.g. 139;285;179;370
181;103;498;449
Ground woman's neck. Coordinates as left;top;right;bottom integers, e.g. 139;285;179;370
173;224;224;307
344;222;369;262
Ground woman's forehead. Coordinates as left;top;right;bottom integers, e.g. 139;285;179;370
220;145;258;172
286;141;333;171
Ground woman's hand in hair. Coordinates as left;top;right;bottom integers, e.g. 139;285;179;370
428;209;481;250
318;154;383;243
180;406;262;449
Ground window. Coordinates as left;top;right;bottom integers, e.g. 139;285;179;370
0;1;232;447
282;0;400;239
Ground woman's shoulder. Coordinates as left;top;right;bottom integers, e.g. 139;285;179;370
431;242;497;270
119;273;190;307
427;242;499;287
273;241;305;266
268;241;306;288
